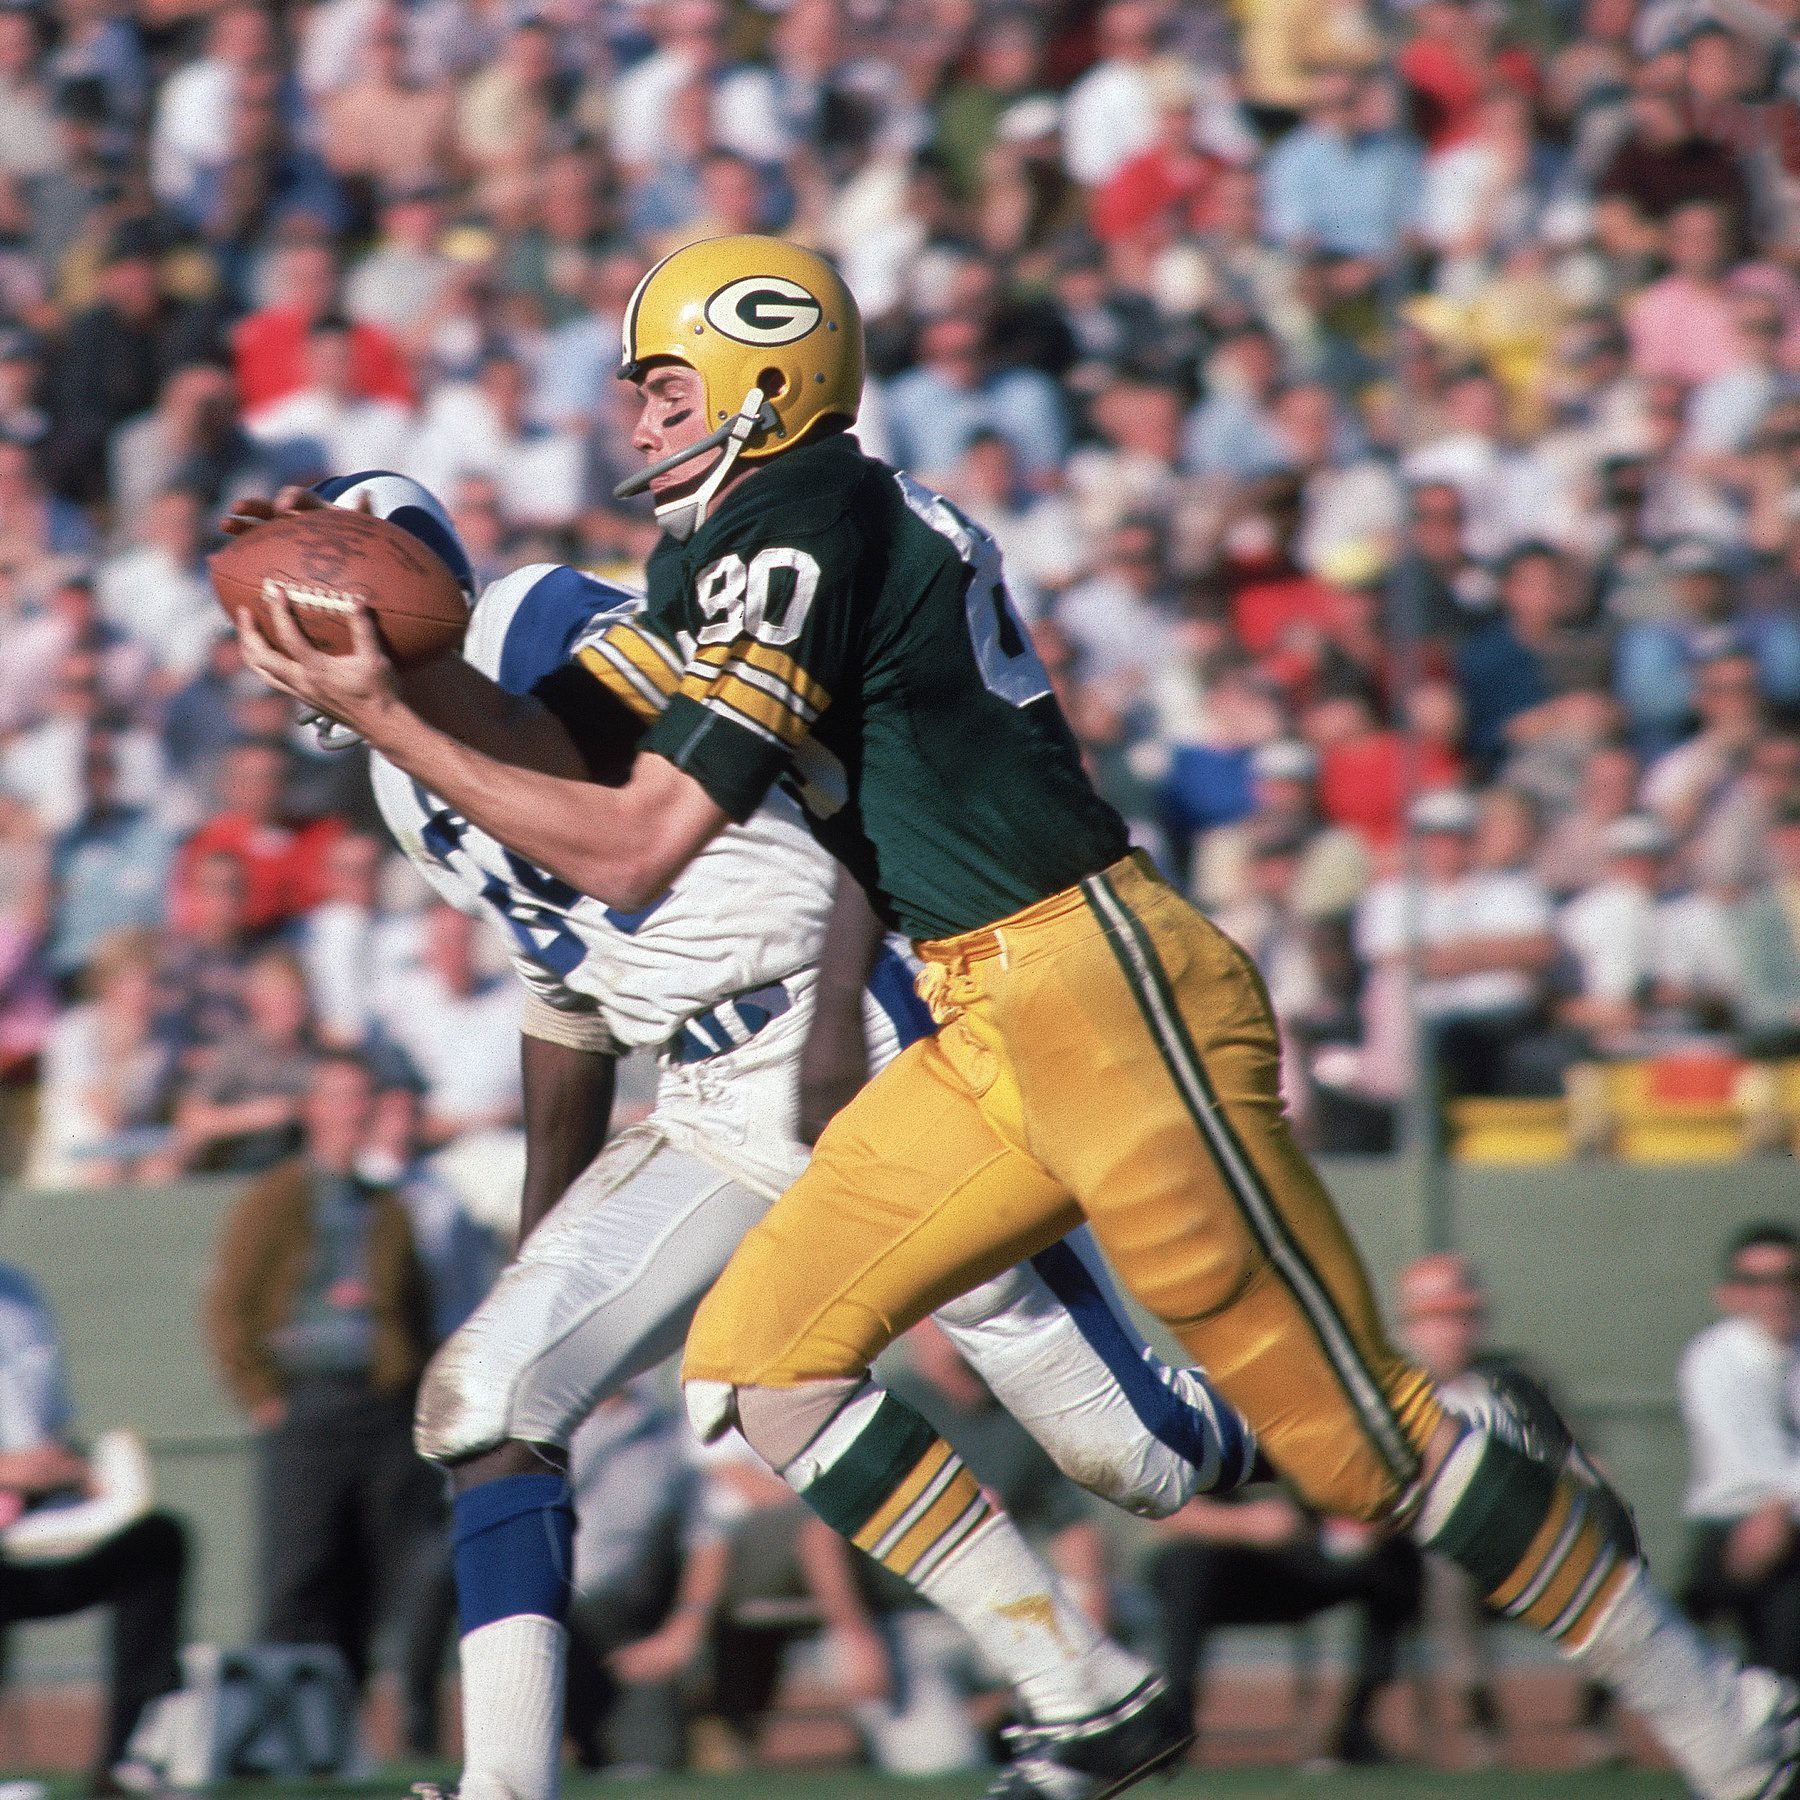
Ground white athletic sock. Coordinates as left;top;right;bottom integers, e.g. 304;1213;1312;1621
456;1614;567;1800
913;1514;1149;1723
1574;1563;1791;1800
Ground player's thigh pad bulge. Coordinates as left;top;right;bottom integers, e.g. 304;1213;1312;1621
416;1124;770;1460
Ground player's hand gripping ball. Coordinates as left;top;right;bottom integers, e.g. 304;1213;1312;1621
209;504;466;669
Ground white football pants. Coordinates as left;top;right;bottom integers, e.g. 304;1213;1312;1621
415;985;1226;1518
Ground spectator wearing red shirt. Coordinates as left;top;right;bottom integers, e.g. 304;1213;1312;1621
1219;474;1381;700
1398;0;1536;152
1089;63;1230;247
230;233;412;417
172;737;344;936
1229;561;1343;701
1307;687;1463;849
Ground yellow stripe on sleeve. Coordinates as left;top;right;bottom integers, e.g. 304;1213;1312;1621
576;645;662;721
705;673;810;745
604;623;681;696
693;637;831;715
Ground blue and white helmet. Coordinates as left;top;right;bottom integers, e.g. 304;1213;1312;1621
311;469;476;599
302;470;475;750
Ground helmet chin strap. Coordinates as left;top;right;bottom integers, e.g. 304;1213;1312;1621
613;388;774;543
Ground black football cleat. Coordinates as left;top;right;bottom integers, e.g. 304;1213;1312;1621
986;1675;1193;1800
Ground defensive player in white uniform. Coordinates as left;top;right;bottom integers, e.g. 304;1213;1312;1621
305;474;1255;1800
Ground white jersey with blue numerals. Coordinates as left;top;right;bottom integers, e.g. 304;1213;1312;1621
371;563;860;1054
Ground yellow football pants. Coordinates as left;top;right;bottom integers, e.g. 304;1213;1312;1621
683;852;1446;1521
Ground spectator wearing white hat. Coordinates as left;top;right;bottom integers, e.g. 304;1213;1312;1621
1194;737;1369;920
1556;810;1727;1055
1350;787;1556;1095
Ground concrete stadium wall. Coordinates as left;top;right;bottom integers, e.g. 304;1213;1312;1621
1;1161;1795;1680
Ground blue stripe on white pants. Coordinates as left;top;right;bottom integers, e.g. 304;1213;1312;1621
1029;1235;1254;1488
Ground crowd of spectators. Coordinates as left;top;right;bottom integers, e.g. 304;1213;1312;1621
1;0;1800;1169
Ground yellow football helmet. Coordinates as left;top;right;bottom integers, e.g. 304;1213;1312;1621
613;235;864;537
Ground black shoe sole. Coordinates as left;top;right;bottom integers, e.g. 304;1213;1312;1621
1084;1726;1196;1800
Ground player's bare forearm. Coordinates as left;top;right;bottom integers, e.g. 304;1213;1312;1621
518;1032;615;1243
369;702;724;905
236;592;729;906
397;656;592;781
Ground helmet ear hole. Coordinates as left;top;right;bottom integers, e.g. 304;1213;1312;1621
757;366;788;400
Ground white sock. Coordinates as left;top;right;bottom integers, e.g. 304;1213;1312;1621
914;1514;1149;1724
456;1614;567;1800
1574;1563;1791;1800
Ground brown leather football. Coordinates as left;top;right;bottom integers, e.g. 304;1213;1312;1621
208;507;468;669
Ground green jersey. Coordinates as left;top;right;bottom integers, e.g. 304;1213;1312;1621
563;433;1129;940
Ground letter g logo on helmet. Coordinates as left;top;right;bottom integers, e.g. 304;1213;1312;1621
704;275;823;346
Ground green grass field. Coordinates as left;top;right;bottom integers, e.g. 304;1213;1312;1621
474;1774;1688;1800
29;1769;1690;1800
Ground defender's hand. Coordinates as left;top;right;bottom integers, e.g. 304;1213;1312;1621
219;485;333;537
235;589;401;741
797;996;870;1145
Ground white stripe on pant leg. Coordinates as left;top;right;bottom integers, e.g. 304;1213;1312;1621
1083;875;1415;1484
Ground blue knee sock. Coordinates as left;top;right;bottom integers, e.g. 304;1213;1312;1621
451;1472;574;1636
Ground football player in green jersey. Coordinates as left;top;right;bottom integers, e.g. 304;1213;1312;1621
236;235;1799;1800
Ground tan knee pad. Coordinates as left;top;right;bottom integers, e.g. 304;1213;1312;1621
690;1378;868;1471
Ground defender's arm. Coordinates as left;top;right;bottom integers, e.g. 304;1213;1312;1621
797;871;882;1144
517;1026;616;1244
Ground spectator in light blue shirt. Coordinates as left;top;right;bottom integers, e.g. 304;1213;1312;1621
883;311;1071;487
1261;68;1421;264
1181;322;1288;479
46;730;177;984
1616;541;1800;757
